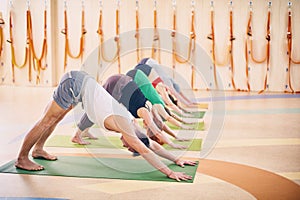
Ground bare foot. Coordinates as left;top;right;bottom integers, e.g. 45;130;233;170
82;132;98;140
32;149;57;161
71;136;91;145
15;157;44;171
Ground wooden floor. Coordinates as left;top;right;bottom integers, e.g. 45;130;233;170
0;85;300;200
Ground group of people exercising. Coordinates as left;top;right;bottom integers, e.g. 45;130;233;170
15;58;202;182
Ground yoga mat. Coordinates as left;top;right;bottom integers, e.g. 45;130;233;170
137;120;205;131
165;121;205;131
0;156;198;183
45;135;202;151
196;103;209;109
172;110;206;119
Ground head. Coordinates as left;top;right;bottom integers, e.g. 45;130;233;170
139;57;150;65
173;82;181;93
120;133;150;154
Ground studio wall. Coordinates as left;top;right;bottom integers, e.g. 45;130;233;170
0;0;299;92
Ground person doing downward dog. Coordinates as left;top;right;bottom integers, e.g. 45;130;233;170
138;58;201;109
15;71;195;181
126;69;194;129
72;74;187;149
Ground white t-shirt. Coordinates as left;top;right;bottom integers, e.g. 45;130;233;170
82;78;134;131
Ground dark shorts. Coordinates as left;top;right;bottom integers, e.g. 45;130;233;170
53;71;89;110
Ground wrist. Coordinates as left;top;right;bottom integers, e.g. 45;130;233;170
166;169;173;177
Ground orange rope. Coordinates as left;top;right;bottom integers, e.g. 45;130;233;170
62;8;86;71
172;11;195;64
115;7;121;73
97;3;121;73
229;8;236;90
135;1;142;63
151;6;161;63
248;10;268;64
97;7;103;66
207;11;230;67
171;2;196;89
190;8;196;90
207;8;218;88
245;3;271;93
7;10;29;82
244;34;250;91
0;12;4;59
258;9;271;94
171;4;176;78
207;4;234;89
285;8;300;93
27;10;48;84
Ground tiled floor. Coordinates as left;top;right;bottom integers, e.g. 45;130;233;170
0;85;300;199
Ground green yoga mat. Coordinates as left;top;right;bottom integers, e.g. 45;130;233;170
138;120;205;131
172;110;206;119
45;135;202;151
165;121;205;131
0;156;198;183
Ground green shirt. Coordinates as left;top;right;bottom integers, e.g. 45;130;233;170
126;69;165;106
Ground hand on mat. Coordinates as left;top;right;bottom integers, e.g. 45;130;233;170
175;159;197;167
169;142;187;149
168;171;193;182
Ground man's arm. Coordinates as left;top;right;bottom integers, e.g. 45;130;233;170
122;133;192;181
134;112;186;149
148;139;196;179
153;104;194;130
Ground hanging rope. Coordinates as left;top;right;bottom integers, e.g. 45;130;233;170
190;0;196;90
285;1;300;93
61;0;86;72
26;2;48;84
171;0;197;89
151;0;161;63
135;0;142;63
7;4;29;83
207;1;236;89
96;0;103;67
97;0;121;73
115;0;121;73
171;1;195;64
0;12;5;83
0;12;4;59
245;1;271;93
228;1;236;90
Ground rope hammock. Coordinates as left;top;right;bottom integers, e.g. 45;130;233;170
151;0;161;64
207;1;236;90
171;0;196;89
245;1;271;93
285;1;300;93
7;9;29;82
97;0;121;73
135;0;142;63
26;8;48;84
0;12;4;59
61;0;86;72
0;12;5;83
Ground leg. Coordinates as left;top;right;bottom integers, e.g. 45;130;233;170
81;128;97;139
15;100;69;171
32;105;71;159
71;128;92;145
